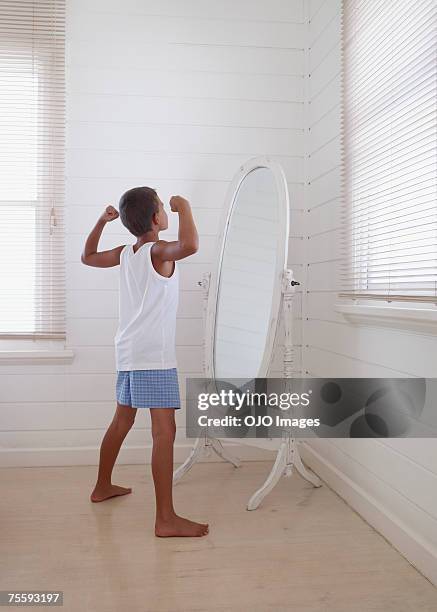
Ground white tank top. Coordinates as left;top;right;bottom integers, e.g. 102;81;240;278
114;242;179;370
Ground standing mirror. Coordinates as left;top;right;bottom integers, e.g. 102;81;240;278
174;156;322;508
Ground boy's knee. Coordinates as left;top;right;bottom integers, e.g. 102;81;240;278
114;412;135;432
152;422;176;443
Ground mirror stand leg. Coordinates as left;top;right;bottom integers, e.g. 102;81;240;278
173;435;204;484
173;431;242;484
247;437;288;510
210;438;242;468
246;268;322;509
293;441;322;487
245;437;322;510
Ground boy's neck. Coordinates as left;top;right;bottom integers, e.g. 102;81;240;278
135;230;159;246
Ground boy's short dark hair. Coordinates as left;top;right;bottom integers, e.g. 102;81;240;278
118;186;160;237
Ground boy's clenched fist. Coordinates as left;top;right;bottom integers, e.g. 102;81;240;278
100;205;119;223
169;196;190;212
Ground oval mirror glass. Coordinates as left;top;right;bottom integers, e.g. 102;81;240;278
213;166;285;380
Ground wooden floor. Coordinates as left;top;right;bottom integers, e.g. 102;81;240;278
1;461;436;612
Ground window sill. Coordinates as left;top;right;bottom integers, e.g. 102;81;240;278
0;340;75;364
334;303;437;334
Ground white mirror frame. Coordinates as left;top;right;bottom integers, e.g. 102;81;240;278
204;155;290;380
174;157;321;506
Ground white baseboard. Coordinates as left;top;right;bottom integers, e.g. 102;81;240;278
300;441;437;588
0;441;275;468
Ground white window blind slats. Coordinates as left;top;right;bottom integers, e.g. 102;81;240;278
339;0;437;304
346;68;436;128
344;206;435;234
343;0;434;35
345;80;435;139
342;204;437;232
344;4;435;57
344;138;436;182
341;206;437;236
342;125;436;172
341;179;435;211
340;227;437;253
350;260;437;272
0;0;66;338
346;29;435;79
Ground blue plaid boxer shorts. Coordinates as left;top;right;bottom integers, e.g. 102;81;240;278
116;368;181;409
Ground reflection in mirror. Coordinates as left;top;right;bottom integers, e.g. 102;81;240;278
214;167;280;380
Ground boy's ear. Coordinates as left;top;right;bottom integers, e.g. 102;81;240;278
154;202;162;221
152;210;159;225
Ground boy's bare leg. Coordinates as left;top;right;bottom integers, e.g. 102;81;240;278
150;408;209;537
90;403;137;502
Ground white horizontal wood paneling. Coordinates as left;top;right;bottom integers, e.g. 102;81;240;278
308;75;341;128
67;123;304;157
304;0;437;585
66;151;304;182
306;320;437;378
68;46;304;78
68;95;304;129
0;427;189;448
70;0;304;22
1;0;306;471
66;179;305;210
68;11;306;48
307;166;341;208
305;345;410;378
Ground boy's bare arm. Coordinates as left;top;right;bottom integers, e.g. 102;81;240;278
81;205;125;268
152;196;199;262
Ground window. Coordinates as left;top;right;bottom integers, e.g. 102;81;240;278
0;0;66;338
339;0;437;306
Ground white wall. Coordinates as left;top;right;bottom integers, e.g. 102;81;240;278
0;0;306;465
300;0;437;586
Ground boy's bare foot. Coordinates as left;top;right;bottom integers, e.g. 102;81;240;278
90;484;132;503
155;514;209;537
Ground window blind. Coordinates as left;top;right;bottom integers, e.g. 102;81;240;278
339;0;437;304
0;0;66;338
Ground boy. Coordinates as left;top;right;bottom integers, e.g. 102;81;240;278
81;186;209;537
